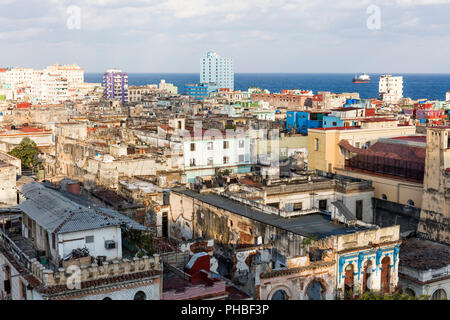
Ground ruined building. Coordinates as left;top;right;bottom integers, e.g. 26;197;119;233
168;174;401;300
417;126;450;244
0;182;163;300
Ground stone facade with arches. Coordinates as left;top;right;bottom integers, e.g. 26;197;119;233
256;225;401;300
398;237;450;300
258;261;336;300
336;243;401;297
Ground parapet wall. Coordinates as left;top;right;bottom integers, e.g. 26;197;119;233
30;254;162;287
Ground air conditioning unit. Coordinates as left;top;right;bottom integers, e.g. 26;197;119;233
105;240;116;249
255;236;263;246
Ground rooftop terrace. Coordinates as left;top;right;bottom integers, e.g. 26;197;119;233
172;188;368;239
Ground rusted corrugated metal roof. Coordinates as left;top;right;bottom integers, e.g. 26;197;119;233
18;182;147;234
339;139;426;163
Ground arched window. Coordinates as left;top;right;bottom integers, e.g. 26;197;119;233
381;194;387;200
344;264;354;298
103;297;112;300
431;289;447;300
307;280;324;300
271;289;289;300
407;200;415;207
134;291;146;301
363;260;373;293
381;257;391;294
404;288;415;297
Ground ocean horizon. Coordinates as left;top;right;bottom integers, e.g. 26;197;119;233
85;73;450;101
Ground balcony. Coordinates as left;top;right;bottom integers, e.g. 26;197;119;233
0;227;35;271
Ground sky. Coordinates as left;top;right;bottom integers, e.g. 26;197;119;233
0;0;450;73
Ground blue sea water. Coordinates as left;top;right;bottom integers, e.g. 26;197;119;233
85;73;450;101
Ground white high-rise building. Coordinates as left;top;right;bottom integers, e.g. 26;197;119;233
45;63;84;88
446;91;450;102
200;51;234;90
0;64;83;102
379;75;403;104
31;70;69;103
3;67;34;88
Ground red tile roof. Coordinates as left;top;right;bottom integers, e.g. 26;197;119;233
331;107;362;111
19;127;46;133
313;126;361;131
339;139;425;163
360;118;397;122
239;178;261;187
391;136;426;143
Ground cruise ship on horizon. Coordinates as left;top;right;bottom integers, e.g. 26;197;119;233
352;73;370;83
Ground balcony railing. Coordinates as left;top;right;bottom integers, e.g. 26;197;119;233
0;229;33;271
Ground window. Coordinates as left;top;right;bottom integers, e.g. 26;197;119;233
52;233;56;249
407;200;415;207
293;202;303;211
238;154;244;162
207;157;213;166
190;158;196;167
319;200;327;211
356;200;363;220
223;156;229;164
268;202;279;209
314;138;319;151
431;289;447;300
134;291;146;300
404;288;415;297
239;140;244;148
223;141;229;149
381;194;388;200
355;142;360;148
20;280;27;300
207;142;213;150
85;236;94;243
190;143;195;151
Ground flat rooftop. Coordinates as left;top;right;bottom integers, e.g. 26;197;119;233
400;238;450;271
172;188;368;239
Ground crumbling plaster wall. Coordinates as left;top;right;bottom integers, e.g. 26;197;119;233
0;165;16;206
258;262;336;300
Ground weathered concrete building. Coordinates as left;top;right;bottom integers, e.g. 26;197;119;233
398;238;449;300
168;183;400;300
0;126;53;150
0;157;17;207
417;126;450;244
0;182;163;300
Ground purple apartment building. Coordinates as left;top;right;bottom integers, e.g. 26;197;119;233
103;69;128;104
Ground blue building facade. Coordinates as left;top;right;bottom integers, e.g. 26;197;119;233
337;243;400;297
286;99;371;134
286;111;331;134
185;83;218;101
322;115;344;128
343;99;371;109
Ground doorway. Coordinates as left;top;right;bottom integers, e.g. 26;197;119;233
362;260;373;293
380;257;391;294
344;263;354;298
162;212;168;238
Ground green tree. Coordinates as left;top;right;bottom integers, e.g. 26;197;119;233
8;137;40;170
358;291;430;300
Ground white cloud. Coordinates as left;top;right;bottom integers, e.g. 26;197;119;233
0;0;449;72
